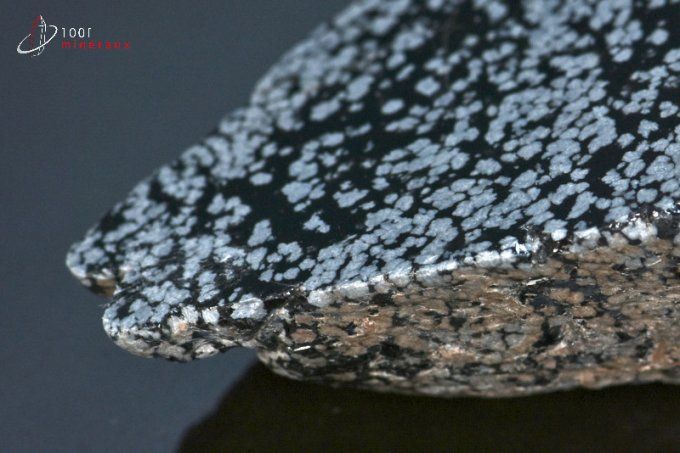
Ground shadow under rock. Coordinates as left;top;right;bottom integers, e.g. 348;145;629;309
179;363;679;452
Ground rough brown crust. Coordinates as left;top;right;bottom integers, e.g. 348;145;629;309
257;236;679;396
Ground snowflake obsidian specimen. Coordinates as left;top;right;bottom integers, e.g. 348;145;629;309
67;0;679;396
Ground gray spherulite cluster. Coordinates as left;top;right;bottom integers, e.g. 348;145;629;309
67;0;679;397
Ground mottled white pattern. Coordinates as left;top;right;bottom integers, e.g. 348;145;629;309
67;0;680;360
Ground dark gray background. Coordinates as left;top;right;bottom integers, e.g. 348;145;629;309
1;2;347;452
4;2;680;453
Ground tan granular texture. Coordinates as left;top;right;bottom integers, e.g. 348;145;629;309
257;239;679;397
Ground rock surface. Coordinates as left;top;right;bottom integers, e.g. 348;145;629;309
67;0;680;396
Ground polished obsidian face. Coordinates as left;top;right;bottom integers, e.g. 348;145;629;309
67;0;679;362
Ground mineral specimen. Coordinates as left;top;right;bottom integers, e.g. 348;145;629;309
67;0;680;397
